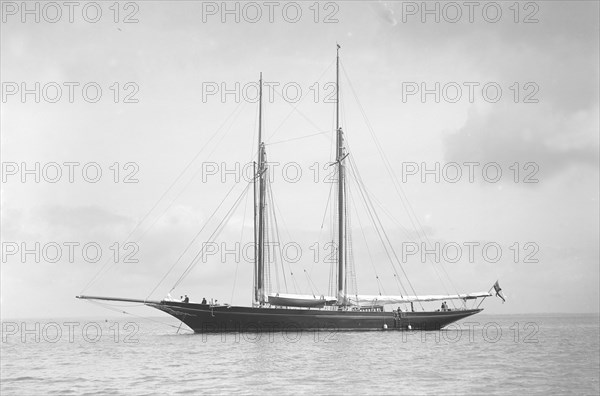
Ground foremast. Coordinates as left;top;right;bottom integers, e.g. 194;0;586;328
335;44;348;306
254;73;267;306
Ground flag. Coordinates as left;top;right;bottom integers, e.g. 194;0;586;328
493;281;506;303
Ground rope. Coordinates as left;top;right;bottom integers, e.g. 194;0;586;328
266;177;288;293
82;101;246;295
266;60;335;143
86;300;193;333
348;186;383;295
230;183;251;305
342;63;462;307
347;156;409;297
146;180;241;300
170;182;251;291
266;130;331;146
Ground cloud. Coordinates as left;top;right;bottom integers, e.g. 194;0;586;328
443;103;599;179
39;204;131;230
371;2;398;26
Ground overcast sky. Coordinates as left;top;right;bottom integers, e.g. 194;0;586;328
1;1;598;318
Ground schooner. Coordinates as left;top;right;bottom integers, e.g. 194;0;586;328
78;46;501;332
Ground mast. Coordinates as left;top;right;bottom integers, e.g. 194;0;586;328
336;45;340;133
255;73;266;305
253;160;257;304
258;72;263;150
335;44;346;305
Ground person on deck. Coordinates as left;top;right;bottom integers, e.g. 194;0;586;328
201;297;207;305
183;295;189;303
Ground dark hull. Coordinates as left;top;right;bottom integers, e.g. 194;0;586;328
148;301;483;332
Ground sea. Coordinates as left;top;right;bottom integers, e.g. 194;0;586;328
1;314;598;395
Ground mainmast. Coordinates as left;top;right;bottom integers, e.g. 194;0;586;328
255;73;267;305
335;44;346;305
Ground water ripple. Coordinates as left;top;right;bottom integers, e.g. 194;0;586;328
1;314;598;395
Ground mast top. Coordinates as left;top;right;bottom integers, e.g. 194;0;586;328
336;44;341;132
258;72;263;151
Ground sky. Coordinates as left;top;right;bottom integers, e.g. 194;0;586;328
1;0;598;319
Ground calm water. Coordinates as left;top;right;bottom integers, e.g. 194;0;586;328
1;314;598;395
